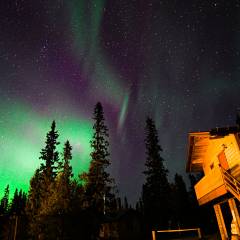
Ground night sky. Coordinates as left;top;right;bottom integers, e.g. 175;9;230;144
0;0;240;204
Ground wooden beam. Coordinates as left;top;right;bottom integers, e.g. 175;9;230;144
228;198;240;236
152;231;156;240
156;228;202;238
214;204;228;240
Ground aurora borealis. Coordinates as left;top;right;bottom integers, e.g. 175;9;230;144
0;102;93;197
1;1;240;203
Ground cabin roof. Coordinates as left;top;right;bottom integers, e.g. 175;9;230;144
186;125;240;173
210;126;240;136
186;131;210;172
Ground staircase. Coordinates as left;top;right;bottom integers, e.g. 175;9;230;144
220;166;240;201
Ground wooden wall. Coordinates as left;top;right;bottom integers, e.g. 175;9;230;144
194;134;240;204
203;134;240;176
194;166;227;205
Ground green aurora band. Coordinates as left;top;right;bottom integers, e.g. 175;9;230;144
0;1;132;200
0;102;92;199
70;0;129;107
118;94;129;130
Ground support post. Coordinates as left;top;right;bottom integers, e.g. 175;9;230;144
228;198;240;236
214;203;228;240
152;230;156;240
197;228;202;239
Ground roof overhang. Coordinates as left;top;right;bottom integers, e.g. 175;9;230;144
186;132;210;172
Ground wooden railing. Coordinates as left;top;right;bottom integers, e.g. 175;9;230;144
152;228;202;240
220;166;240;201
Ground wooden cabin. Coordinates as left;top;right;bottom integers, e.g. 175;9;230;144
187;126;240;240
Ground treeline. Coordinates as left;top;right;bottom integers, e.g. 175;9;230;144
0;102;217;239
136;117;217;239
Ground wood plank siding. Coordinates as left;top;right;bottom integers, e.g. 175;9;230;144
187;131;240;205
194;166;227;205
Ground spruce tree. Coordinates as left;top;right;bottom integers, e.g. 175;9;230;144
0;185;10;214
26;121;60;238
36;141;74;239
62;140;73;186
26;169;42;237
42;140;73;215
142;117;170;229
82;102;115;214
10;188;27;215
10;188;19;214
40;120;60;182
26;169;41;216
39;121;60;213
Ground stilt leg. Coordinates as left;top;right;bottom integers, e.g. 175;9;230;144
228;198;240;238
214;203;228;240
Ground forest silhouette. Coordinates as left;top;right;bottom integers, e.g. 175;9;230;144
0;102;217;239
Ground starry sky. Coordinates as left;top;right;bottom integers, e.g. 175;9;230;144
0;0;240;204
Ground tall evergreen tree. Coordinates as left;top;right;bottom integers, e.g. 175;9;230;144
142;117;170;229
0;185;10;214
26;168;42;237
35;141;74;239
26;121;60;238
10;188;19;214
40;120;60;182
26;169;41;216
39;121;60;212
81;102;115;214
42;140;74;215
9;188;27;215
62;140;73;185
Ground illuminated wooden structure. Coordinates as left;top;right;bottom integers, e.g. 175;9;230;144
187;126;240;240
